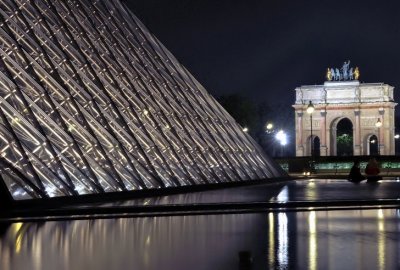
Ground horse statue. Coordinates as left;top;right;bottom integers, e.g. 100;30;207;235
349;67;354;80
330;68;335;80
325;61;358;81
335;68;341;81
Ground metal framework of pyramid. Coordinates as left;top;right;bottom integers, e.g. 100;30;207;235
0;0;284;200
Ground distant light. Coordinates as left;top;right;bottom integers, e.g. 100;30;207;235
243;127;249;132
266;122;274;134
371;139;376;144
395;134;400;139
275;130;287;146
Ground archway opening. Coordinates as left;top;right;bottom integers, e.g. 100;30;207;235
313;136;320;157
308;135;320;157
368;135;378;155
336;118;353;156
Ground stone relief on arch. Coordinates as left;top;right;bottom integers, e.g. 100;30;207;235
361;118;380;127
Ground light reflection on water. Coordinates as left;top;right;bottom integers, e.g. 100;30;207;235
0;209;399;270
308;211;317;270
277;213;288;268
377;209;386;270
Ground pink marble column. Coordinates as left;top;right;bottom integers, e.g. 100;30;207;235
354;110;361;155
379;108;385;154
296;112;304;156
320;110;327;156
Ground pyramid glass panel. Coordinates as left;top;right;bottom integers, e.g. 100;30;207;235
0;0;285;200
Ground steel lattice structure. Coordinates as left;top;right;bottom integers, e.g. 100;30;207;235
0;0;284;200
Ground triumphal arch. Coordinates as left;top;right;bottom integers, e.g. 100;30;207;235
293;62;396;156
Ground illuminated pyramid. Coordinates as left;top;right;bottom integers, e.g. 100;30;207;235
0;0;284;200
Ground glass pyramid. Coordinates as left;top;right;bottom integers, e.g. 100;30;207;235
0;0;284;200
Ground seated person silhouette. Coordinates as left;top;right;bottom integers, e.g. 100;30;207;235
348;160;365;182
365;158;382;182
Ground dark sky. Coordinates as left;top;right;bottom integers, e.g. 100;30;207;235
123;0;400;112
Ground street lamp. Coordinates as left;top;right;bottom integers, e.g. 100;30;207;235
264;122;275;156
375;118;382;155
306;101;315;157
266;122;274;134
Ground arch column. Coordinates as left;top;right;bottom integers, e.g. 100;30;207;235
379;108;385;155
354;109;361;155
330;127;337;156
296;111;304;156
320;110;327;156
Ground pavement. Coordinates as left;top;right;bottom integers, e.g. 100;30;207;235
2;178;400;221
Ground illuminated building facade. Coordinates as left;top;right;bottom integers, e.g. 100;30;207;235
293;81;396;156
0;0;284;201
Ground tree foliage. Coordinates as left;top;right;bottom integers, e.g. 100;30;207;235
337;134;353;156
217;94;295;156
217;94;257;131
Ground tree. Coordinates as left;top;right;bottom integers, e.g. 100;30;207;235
217;94;296;157
217;94;258;134
337;134;353;156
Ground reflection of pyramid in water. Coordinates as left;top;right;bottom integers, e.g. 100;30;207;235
0;0;284;200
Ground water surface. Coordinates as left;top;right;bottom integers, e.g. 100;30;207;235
1;208;400;269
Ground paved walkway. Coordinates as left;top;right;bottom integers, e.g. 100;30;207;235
4;178;400;221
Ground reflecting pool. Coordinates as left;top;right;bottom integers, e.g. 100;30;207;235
1;208;400;269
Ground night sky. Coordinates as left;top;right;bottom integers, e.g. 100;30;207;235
124;0;400;114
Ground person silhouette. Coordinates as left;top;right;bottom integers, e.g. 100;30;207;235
348;160;365;183
365;158;382;182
